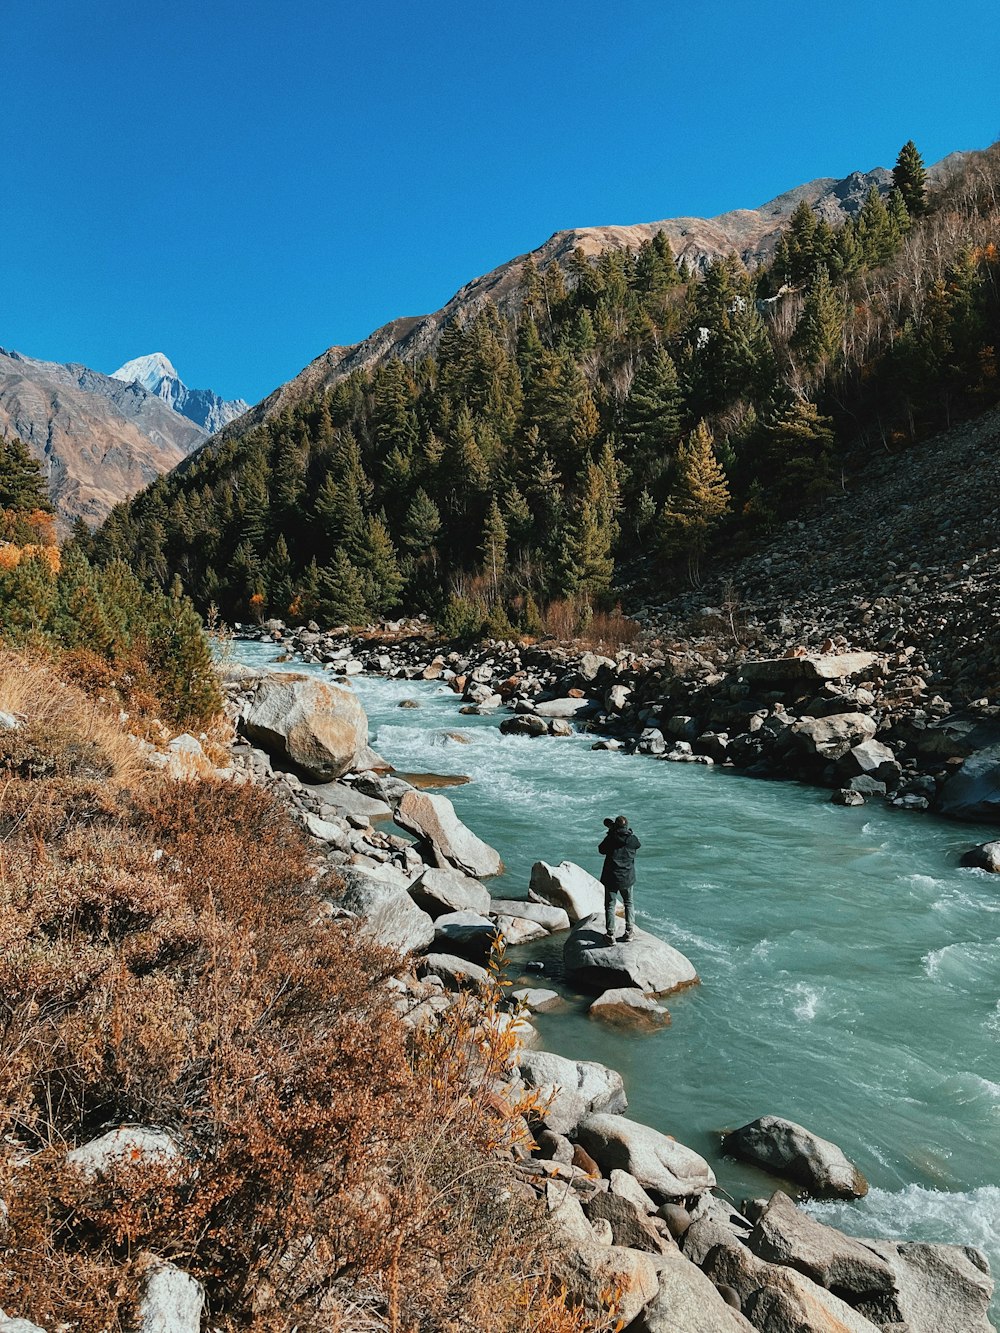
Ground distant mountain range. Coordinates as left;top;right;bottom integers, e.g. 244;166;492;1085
111;353;248;435
0;349;246;526
2;152;968;527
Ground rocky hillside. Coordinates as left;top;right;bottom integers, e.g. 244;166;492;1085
112;352;248;434
0;347;206;526
222;153;966;440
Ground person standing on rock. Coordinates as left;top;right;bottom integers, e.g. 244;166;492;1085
599;815;639;944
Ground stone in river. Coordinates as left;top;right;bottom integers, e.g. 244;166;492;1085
589;987;671;1030
939;743;1000;822
532;697;600;719
511;987;564;1012
861;1236;995;1333
790;713;878;763
722;1115;868;1200
394;788;503;877
959;840;1000;873
433;910;497;958
529;860;605;922
417;952;491;990
490;898;571;932
574;1112;716;1200
493;914;548;946
563;918;698;996
409;866;491;918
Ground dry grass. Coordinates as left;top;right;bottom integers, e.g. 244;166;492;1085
541;599;642;653
0;653;595;1333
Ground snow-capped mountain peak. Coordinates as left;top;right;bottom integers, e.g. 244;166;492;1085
111;352;248;435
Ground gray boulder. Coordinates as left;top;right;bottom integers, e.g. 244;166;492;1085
937;743;1000;822
529;860;605;922
338;866;435;954
533;697;599;718
417;952;491;990
790;713;878;763
493;914;549;946
835;738;901;789
960;840;1000;872
741;654;880;684
584;1191;670;1253
575;1113;716;1200
491;897;571;932
861;1237;994;1333
722;1116;867;1200
394;789;503;877
409;867;491;918
311;779;392;821
564;918;699;996
746;1191;895;1306
241;672;368;780
433;910;497;957
589;987;671;1030
633;1247;756;1331
138;1262;204;1333
0;1313;48;1333
511;987;564;1013
553;1243;660;1327
66;1127;180;1179
519;1050;627;1136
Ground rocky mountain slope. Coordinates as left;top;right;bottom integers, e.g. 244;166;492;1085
112;352;248;434
0;348;207;526
222;154;967;441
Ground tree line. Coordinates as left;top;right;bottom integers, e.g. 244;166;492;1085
84;141;1000;635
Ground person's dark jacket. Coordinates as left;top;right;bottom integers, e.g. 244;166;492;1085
599;826;641;890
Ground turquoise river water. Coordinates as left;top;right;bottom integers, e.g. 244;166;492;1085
235;643;1000;1301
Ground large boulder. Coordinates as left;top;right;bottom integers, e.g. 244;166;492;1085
491;897;571;932
241;672;368;781
575;1113;716;1201
939;743;1000;823
564;919;699;996
702;1242;883;1333
519;1050;627;1135
861;1237;994;1333
417;952;491;990
338;866;435;954
492;914;549;946
589;987;671;1030
532;697;599;718
722;1116;867;1200
835;738;901;790
960;840;1000;873
433;910;497;958
394;789;503;877
633;1247;756;1331
409;867;491;918
554;1243;660;1327
138;1262;204;1333
790;713;878;763
584;1191;670;1254
740;654;880;684
529;861;605;922
746;1192;895;1306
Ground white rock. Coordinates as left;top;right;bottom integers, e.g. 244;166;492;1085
66;1127;180;1179
529;861;605;922
394;789;503;878
575;1113;716;1199
519;1050;627;1136
138;1262;204;1333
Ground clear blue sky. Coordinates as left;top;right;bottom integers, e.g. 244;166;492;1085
4;1;998;405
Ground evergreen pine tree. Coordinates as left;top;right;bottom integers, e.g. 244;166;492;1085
315;548;369;626
480;497;508;596
0;436;52;512
792;267;843;372
659;420;730;584
360;514;404;614
893;140;928;217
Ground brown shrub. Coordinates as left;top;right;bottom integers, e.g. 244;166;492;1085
0;700;594;1331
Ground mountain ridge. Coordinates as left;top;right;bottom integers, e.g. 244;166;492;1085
112;352;249;434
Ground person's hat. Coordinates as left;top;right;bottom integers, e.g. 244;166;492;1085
614;814;628;828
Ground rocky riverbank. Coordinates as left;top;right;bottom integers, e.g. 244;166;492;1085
199;660;994;1332
234;617;1000;832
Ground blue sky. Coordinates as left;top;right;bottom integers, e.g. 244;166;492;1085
4;1;998;404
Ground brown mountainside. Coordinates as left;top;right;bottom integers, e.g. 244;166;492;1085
0;348;205;527
223;154;967;442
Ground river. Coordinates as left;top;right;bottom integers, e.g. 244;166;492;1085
234;643;1000;1297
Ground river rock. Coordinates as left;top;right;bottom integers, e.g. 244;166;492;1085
790;713;878;763
138;1261;204;1333
741;654;880;684
554;1243;660;1326
532;697;599;719
66;1127;180;1179
338;866;435;954
409;867;491;918
311;779;392;821
584;1191;670;1253
529;861;605;922
633;1247;756;1332
564;919;699;996
546;1181;601;1245
835;738;901;789
417;952;492;990
241;672;368;780
702;1242;883;1333
831;789;865;806
746;1191;895;1306
589;987;672;1029
578;651;615;682
575;1113;716;1200
722;1116;868;1199
433;910;497;957
512;987;564;1013
860;1237;995;1332
519;1050;627;1135
490;898;571;932
940;743;1000;822
959;840;1000;872
493;914;549;946
394;788;503;877
499;714;549;737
